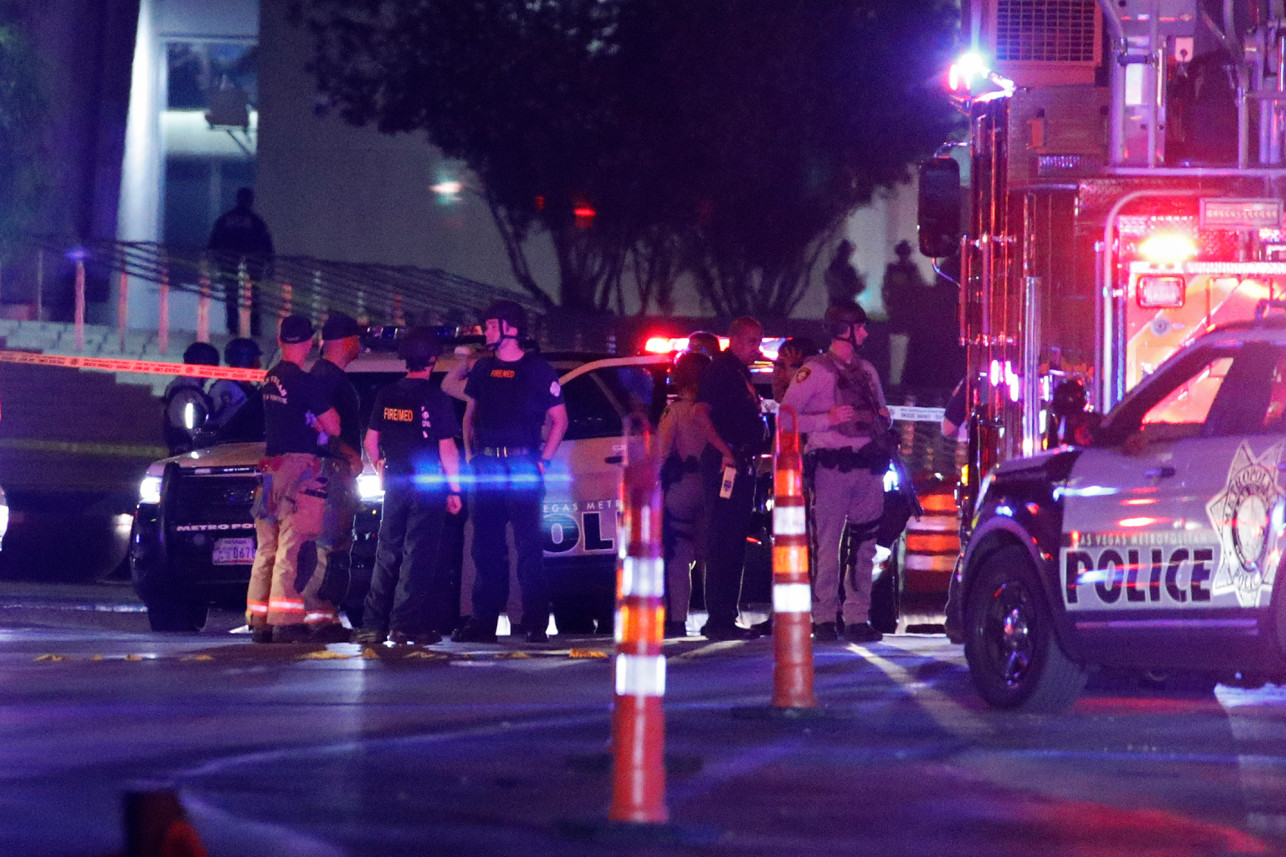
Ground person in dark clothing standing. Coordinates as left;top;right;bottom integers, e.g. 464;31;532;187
355;328;463;646
452;300;568;644
882;240;927;388
208;187;273;337
162;341;220;455
697;316;767;640
309;312;364;632
246;315;342;643
207;337;264;441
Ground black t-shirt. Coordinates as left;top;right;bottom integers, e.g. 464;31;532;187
698;350;765;453
369;378;462;476
464;353;564;449
262;361;329;456
310;358;362;455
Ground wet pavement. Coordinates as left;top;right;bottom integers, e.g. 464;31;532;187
1;584;1285;856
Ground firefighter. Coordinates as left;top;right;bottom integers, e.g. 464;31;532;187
355;328;464;646
309;313;365;633
245;315;344;643
780;302;888;643
451;300;568;643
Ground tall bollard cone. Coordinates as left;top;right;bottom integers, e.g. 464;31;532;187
609;414;668;824
772;407;818;709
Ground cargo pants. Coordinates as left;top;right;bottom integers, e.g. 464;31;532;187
246;453;339;628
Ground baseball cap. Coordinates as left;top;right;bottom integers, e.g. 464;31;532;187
279;315;314;344
321;312;361;341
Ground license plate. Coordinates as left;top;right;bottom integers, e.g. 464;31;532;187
212;537;256;565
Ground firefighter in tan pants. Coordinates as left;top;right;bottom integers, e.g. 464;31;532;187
246;315;345;643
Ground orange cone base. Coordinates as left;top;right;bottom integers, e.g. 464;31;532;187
609;695;668;823
772;612;818;709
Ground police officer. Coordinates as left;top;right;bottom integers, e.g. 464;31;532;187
697;316;768;641
452;300;568;644
162;341;220;455
246;315;343;643
309;313;364;631
780;302;888;643
207;337;264;440
355;328;464;646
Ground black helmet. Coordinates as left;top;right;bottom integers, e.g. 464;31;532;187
398;326;442;371
182;341;220;366
823;301;868;340
483;299;527;339
224;337;262;368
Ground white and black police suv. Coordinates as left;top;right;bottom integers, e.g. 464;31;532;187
959;303;1286;711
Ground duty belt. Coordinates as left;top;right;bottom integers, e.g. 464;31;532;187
478;446;535;458
806;445;887;473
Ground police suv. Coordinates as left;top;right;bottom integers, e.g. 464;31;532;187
130;336;667;633
959;308;1286;711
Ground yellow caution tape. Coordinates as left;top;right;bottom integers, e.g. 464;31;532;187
298;649;351;660
568;648;609;659
361;647;381;659
496;651;531;659
90;654;104;661
34;653;68;662
182;654;215;661
404;650;446;660
124;654;144;661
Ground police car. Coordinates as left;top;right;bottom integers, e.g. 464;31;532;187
130;337;668;633
959;306;1286;711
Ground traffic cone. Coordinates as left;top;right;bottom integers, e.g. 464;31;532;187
124;790;209;857
608;414;668;824
771;407;817;709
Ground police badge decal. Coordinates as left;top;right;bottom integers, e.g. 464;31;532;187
1205;441;1285;607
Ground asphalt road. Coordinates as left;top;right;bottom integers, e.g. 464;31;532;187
2;582;1285;857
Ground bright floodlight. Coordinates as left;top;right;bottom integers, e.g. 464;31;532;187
431;180;463;198
950;51;990;91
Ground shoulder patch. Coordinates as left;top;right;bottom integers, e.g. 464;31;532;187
793;367;812;384
550;380;561;397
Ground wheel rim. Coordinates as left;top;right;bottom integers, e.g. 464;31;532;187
982;580;1035;688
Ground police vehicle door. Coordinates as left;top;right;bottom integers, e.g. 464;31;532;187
1061;338;1283;659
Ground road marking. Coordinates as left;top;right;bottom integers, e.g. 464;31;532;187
860;644;993;740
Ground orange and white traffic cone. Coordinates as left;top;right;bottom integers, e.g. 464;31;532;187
771;407;817;709
608;415;668;824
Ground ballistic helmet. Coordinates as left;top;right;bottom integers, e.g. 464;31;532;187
224;337;262;368
182;341;220;367
823;301;868;340
483;299;527;339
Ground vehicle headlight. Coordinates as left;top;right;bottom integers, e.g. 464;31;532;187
357;472;384;501
139;475;162;505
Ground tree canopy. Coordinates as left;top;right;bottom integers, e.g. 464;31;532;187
294;0;961;316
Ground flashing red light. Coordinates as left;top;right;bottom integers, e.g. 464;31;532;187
573;203;596;228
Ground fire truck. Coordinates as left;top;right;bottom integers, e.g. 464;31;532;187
924;0;1286;513
929;0;1286;707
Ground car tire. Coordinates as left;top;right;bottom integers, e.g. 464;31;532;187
963;545;1086;712
145;592;208;633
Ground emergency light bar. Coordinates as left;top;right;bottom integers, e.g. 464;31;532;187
1136;275;1185;309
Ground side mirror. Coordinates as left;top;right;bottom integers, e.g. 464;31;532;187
917;157;962;258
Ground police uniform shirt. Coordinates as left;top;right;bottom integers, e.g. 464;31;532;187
369;378;462;477
697;351;764;453
780;353;886;452
262;361;329;456
464;354;564;449
310;357;362;455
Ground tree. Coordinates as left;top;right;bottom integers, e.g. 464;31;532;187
293;0;960;316
0;3;48;267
